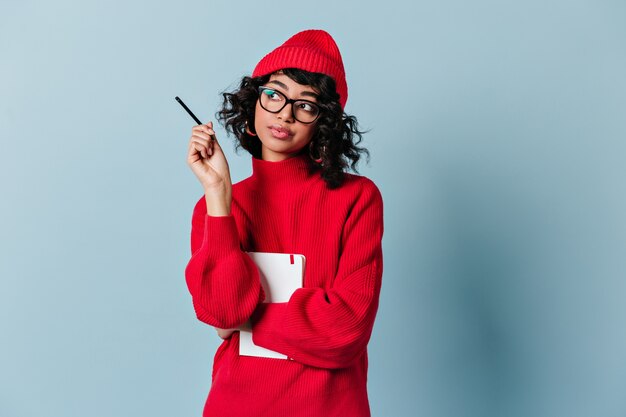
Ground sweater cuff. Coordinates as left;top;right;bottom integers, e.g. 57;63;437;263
201;214;241;258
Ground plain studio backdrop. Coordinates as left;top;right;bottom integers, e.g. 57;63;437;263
1;1;625;416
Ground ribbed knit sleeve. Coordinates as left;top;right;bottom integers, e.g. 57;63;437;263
184;197;263;329
250;180;384;369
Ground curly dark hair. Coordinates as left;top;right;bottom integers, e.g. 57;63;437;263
216;68;369;189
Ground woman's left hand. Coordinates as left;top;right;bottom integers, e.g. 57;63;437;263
215;327;236;339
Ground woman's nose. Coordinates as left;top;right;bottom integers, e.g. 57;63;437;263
277;102;295;122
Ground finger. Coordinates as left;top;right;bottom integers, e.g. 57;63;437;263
190;137;211;152
194;128;217;146
192;125;207;134
211;136;223;151
194;124;210;133
192;145;207;160
206;126;217;140
192;125;214;139
205;123;218;140
190;141;209;159
191;131;212;141
199;132;218;154
195;122;213;132
188;141;208;163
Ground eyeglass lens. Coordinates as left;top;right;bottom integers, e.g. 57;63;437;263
259;87;319;123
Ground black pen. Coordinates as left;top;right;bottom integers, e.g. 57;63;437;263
175;96;203;125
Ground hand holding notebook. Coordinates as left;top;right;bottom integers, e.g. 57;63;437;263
239;252;305;359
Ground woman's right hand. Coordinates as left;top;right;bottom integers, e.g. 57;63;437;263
187;121;232;215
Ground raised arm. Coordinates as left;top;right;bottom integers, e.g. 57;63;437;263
184;122;263;329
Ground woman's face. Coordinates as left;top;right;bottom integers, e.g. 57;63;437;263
254;71;319;161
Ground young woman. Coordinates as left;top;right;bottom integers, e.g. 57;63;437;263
185;29;384;417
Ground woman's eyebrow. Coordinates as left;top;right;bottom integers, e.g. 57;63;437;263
267;80;318;98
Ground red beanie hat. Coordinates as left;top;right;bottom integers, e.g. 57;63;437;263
252;29;348;109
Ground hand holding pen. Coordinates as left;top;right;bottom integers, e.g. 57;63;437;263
177;96;232;216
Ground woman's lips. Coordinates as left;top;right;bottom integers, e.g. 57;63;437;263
269;125;292;139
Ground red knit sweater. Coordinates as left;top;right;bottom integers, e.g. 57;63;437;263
184;154;384;417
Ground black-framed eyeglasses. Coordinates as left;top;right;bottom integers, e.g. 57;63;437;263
257;86;321;124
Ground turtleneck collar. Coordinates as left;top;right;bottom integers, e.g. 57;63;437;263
251;153;319;188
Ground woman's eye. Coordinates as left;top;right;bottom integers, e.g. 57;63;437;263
263;89;282;101
298;102;316;113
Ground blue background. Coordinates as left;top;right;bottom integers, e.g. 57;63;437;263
1;1;625;416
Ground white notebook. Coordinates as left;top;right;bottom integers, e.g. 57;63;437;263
238;252;305;359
